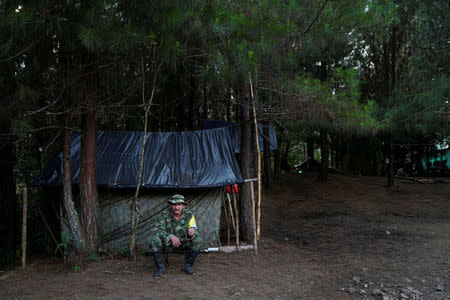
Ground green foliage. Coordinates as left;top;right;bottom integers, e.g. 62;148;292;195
73;265;81;272
182;293;193;300
0;0;447;217
357;0;449;138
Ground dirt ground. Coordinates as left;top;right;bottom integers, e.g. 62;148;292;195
1;173;449;300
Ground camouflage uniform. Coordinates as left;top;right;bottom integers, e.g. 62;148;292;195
149;208;203;252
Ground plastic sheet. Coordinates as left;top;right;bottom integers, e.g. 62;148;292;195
31;128;243;188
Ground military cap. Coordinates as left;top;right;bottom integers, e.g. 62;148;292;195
168;194;187;205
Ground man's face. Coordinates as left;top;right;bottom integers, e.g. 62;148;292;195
171;203;185;216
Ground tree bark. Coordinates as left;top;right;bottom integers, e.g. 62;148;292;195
187;75;195;130
273;134;281;178
307;131;315;165
318;128;329;181
226;88;231;123
239;92;254;242
80;59;99;252
202;83;208;121
281;140;291;171
62;120;84;249
263;124;272;188
386;135;395;187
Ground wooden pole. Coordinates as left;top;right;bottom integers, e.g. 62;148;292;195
249;74;262;240
250;182;258;254
36;204;63;255
21;186;28;268
232;193;240;251
226;193;236;231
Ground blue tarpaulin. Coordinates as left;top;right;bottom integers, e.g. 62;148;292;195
203;120;278;153
31;128;243;188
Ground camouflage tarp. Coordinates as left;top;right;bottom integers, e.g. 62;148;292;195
98;188;222;251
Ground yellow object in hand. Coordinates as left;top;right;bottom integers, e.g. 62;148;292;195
188;216;197;229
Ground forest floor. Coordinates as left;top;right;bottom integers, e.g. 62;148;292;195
1;173;449;300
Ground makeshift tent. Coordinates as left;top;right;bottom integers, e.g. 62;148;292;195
32;128;243;250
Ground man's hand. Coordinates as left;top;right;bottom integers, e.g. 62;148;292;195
188;228;195;237
170;235;181;247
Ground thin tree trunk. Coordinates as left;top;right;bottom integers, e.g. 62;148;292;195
129;114;148;261
177;92;185;131
263;124;272;188
307;131;314;169
318;128;329;181
129;58;160;261
249;75;262;240
202;83;208;121
226;88;231;123
281;140;291;171
386;135;395;187
425;144;431;175
187;75;195;130
80;59;99;252
62;119;84;249
273;134;281;178
21;186;27;267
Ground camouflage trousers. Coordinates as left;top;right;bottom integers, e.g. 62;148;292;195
149;234;203;252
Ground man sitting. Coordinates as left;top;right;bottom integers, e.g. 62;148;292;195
149;194;202;277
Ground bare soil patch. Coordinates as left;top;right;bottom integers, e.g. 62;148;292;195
1;174;449;299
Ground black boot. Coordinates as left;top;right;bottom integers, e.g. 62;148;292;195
183;249;198;275
151;250;165;277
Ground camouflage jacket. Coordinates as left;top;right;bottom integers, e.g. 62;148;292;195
153;208;196;244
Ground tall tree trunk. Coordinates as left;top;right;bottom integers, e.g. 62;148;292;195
80;59;99;252
386;135;395;187
333;135;341;171
177;94;185;131
187;75;195;130
0;133;17;255
425;144;431;175
281;140;291;171
330;138;336;169
263;124;272;188
273;133;281;178
202;83;208;121
226;88;231;123
239;92;254;242
318;128;329;181
306;131;314;171
62;119;84;249
234;88;240;124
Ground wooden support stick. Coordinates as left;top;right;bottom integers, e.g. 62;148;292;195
36;204;63;255
250;181;258;254
249;73;262;240
21;186;28;268
226;193;236;231
232;193;240;252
